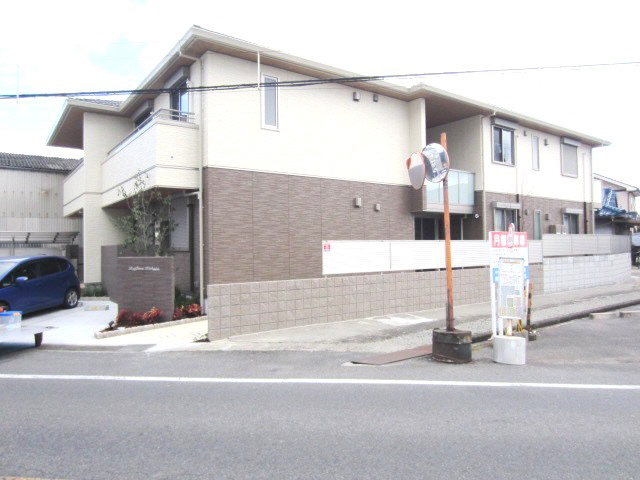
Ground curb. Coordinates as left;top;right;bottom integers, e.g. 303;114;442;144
94;315;207;339
470;297;640;344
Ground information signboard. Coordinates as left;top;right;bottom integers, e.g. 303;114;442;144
489;226;529;336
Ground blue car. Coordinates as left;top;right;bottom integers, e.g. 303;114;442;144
0;255;81;314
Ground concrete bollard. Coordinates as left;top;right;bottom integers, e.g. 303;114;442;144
493;335;527;365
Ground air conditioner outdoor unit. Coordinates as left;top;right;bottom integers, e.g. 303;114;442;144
548;224;568;234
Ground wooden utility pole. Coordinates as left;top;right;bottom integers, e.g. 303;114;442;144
441;133;455;332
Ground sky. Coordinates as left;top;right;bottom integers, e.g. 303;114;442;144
1;0;639;190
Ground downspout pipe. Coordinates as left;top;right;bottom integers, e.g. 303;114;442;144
180;50;205;309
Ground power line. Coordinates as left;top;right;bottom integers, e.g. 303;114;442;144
1;60;639;101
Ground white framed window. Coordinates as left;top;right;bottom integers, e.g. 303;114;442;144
494;208;519;231
493;126;515;165
261;74;279;130
561;138;579;177
170;79;189;121
532;135;540;171
563;213;579;234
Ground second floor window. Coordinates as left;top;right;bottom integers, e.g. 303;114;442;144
561;142;578;177
170;80;189;119
532;135;540;170
262;74;278;129
493;126;514;165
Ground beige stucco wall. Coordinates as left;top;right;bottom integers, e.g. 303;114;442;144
428;115;483;190
63;164;85;216
481;116;593;203
78;112;131;282
203;52;413;186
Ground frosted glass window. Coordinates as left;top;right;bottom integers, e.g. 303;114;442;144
262;75;278;128
532;136;540;170
561;143;578;177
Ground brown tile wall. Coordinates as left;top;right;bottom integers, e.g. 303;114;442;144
484;192;593;236
101;245;119;298
203;168;414;284
173;250;191;293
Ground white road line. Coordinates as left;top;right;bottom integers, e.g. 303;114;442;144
0;373;639;390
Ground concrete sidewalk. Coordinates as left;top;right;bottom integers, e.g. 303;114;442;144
9;273;638;354
189;273;640;353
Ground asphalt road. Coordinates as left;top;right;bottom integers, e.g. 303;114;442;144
1;314;639;479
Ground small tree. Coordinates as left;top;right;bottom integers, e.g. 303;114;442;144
113;171;174;256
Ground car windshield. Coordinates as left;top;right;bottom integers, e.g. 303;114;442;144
0;261;18;279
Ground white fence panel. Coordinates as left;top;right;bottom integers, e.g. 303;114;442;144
542;235;572;257
321;240;390;275
451;241;490;267
571;235;598;255
390;241;445;270
612;235;631;253
322;240;492;275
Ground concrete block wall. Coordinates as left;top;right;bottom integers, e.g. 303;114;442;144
543;253;630;293
208;267;489;340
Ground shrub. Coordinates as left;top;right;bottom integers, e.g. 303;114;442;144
173;307;185;320
185;303;202;318
142;306;162;324
81;283;107;298
116;307;162;328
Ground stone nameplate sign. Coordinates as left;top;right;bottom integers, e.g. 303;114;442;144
128;266;161;272
113;256;175;322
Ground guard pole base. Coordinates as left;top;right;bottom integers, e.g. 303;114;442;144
493;335;527;365
432;328;472;364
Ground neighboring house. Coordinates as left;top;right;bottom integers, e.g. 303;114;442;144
593;173;640;235
0;152;82;272
47;26;609;293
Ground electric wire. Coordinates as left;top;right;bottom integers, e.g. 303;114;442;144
1;60;639;101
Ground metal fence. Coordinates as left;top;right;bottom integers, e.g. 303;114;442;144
321;235;629;276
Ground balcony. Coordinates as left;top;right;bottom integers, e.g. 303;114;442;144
413;169;475;214
63;161;86;216
101;109;200;207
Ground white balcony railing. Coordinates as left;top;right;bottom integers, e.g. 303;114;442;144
108;109;195;157
101;109;199;206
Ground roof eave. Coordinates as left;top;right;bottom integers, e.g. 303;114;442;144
47;99;121;149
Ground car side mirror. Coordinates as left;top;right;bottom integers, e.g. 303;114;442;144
15;276;28;285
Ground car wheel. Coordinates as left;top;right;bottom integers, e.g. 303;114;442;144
63;288;79;309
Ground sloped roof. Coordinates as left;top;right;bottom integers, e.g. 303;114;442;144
0;152;81;173
70;98;123;108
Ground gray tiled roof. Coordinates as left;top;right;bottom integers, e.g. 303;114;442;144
71;98;122;107
0;152;82;173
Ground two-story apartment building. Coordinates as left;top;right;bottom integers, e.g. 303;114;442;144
47;26;608;295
